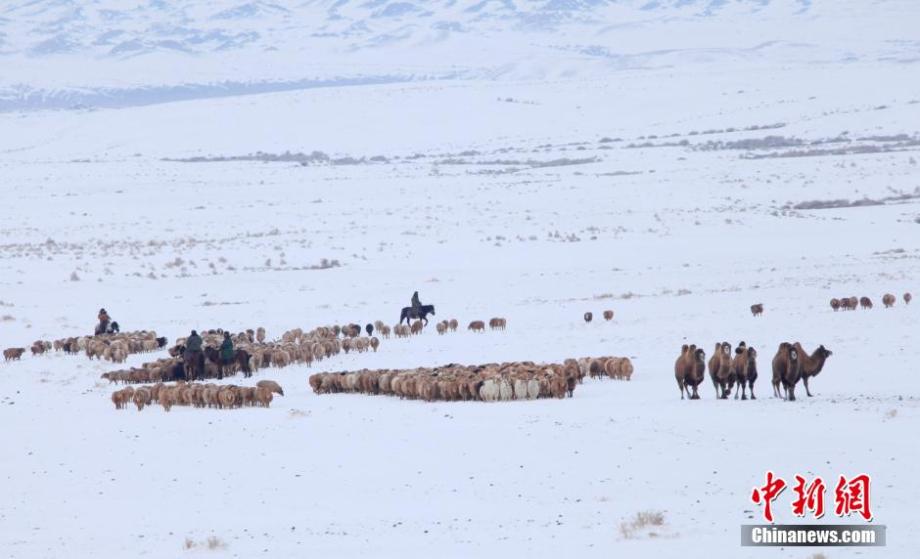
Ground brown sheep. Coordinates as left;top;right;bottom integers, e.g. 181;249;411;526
904;292;912;305
731;344;758;400
830;298;840;312
708;342;734;398
602;310;614;321
256;380;284;396
410;320;424;335
848;296;859;310
750;303;764;317
133;387;151;411
468;320;485;332
674;345;705;400
793;342;832;397
254;387;273;407
882;293;896;308
30;343;46;356
583;312;592;323
448;319;458;332
488;317;507;330
859;296;873;310
771;342;801;400
3;348;25;361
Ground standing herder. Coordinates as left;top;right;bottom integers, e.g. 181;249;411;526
219;332;234;380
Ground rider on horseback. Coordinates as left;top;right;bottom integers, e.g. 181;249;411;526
411;291;422;314
95;308;111;335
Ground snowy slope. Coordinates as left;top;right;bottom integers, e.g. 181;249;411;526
1;0;918;108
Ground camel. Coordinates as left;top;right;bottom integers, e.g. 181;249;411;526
771;342;801;401
708;342;733;398
732;344;758;400
675;344;705;400
792;342;832;397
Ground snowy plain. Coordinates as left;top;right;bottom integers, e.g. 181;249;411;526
1;1;919;558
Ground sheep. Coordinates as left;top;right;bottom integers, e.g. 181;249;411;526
369;337;379;352
905;292;912;305
882;293;896;308
750;303;764;317
256;380;284;396
602;310;614;321
380;325;391;339
256;327;266;343
30;342;46;356
488;317;507;331
254;387;274;407
133;387;151;411
436;322;447;335
583;312;593;323
309;360;589;403
448;319;458;332
859;296;873;310
410;320;424;335
468;320;485;332
3;348;25;361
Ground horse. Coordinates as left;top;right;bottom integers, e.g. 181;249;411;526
400;304;435;325
183;350;204;381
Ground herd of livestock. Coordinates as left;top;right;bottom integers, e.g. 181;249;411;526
308;356;632;402
674;340;831;401
1;289;913;409
831;292;910;311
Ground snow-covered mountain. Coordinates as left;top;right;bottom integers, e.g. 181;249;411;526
1;0;917;110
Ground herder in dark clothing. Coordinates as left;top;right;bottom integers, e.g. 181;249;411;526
184;330;204;381
218;332;234;380
95;308;111;335
411;291;422;314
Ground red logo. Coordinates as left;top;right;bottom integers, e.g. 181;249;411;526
751;472;872;523
834;474;873;521
751;471;787;523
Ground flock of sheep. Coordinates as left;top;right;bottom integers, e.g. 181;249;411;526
3;331;166;363
103;326;353;384
111;379;285;411
582;310;615;323
674;340;831;401
308;354;631;402
831;292;911;311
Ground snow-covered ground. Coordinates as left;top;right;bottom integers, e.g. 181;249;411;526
1;1;918;558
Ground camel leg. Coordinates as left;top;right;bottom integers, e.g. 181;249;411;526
749;381;756;400
803;376;813;397
677;379;685;400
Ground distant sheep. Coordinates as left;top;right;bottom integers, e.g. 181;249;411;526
488;317;507;330
583;312;592;323
308;359;589;402
112;381;283;412
436;322;447;335
468;320;485;332
882;293;896;308
3;348;25;361
448;319;458;332
750;303;763;317
905;292;912;305
859;296;873;310
830;298;840;312
602;310;614;321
